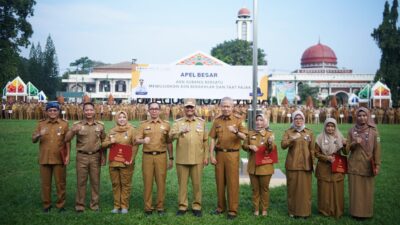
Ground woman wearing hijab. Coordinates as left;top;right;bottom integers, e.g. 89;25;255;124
102;111;139;214
281;110;315;218
315;118;346;218
243;114;276;216
345;107;381;219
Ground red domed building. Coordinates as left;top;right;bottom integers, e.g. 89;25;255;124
270;42;374;105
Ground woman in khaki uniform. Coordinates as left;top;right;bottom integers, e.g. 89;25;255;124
243;114;275;216
281;110;314;218
102;111;138;214
315;118;346;218
345;107;381;219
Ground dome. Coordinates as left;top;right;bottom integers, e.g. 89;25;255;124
238;8;251;17
301;42;337;68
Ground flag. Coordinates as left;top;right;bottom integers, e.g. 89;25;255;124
358;84;371;99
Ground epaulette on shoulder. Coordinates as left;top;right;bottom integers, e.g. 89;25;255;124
61;118;68;123
39;118;46;122
96;121;104;125
175;117;184;122
234;114;242;119
266;128;272;132
163;120;170;124
139;120;148;124
196;117;205;121
73;121;81;125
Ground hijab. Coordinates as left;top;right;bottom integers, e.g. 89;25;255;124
350;107;377;154
316;118;344;155
291;110;305;132
113;111;132;132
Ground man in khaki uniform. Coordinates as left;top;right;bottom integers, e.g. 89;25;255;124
65;102;106;212
136;102;173;216
32;102;70;212
209;97;247;220
272;105;278;123
169;99;208;217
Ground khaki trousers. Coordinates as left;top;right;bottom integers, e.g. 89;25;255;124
215;151;239;216
142;153;167;211
109;164;134;209
176;164;203;211
40;164;66;209
75;152;101;211
249;174;272;212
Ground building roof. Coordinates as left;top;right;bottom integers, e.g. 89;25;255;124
301;42;337;68
238;8;251;17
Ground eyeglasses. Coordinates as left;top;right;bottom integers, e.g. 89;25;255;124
149;108;160;111
294;117;303;121
47;109;59;112
185;106;194;109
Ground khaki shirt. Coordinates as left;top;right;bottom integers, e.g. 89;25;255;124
102;125;139;167
345;128;381;176
209;114;247;150
315;144;345;182
170;116;208;165
136;118;171;152
281;127;315;171
243;129;275;175
72;120;105;152
33;118;69;164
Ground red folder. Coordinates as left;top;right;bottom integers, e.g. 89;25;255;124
331;154;347;173
255;144;278;166
109;143;132;163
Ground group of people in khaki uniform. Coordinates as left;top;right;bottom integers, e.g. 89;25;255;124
31;99;382;221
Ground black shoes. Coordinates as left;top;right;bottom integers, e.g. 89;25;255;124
58;208;66;213
144;211;152;217
43;206;51;213
192;210;202;217
157;210;165;216
211;209;223;215
176;210;186;216
227;214;237;220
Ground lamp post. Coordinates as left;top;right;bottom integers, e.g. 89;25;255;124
250;0;258;130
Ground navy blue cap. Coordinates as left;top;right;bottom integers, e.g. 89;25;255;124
46;102;60;111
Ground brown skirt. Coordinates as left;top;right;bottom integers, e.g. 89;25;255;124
348;174;375;218
286;170;312;217
317;179;344;218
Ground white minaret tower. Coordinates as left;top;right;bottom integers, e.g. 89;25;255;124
236;7;252;42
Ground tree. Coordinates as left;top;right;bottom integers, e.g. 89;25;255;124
210;39;267;65
372;0;400;106
42;35;60;99
0;0;36;90
69;56;106;74
298;83;319;105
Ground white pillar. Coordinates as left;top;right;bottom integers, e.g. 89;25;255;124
95;80;99;93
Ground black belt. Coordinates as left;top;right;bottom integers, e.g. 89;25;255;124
143;151;166;155
77;150;100;155
215;148;239;153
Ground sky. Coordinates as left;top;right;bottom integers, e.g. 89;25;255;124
21;0;388;75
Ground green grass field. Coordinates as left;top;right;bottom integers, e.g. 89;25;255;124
0;120;399;225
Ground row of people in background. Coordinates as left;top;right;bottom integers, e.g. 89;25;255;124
32;99;381;221
7;100;400;124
